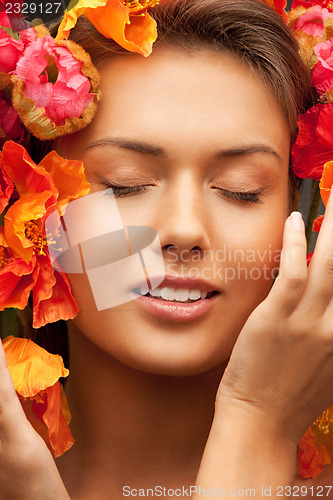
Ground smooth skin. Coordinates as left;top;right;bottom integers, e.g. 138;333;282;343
0;48;332;499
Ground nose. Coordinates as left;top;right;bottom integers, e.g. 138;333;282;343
156;173;212;258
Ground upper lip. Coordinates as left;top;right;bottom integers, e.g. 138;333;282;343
146;275;220;293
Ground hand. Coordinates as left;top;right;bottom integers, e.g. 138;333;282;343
216;187;333;446
0;339;70;500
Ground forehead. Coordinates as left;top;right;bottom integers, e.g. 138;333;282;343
57;47;290;166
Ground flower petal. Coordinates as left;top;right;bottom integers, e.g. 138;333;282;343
56;0;107;40
32;382;75;456
319;160;333;206
4;191;55;262
85;0;157;56
292;104;333;180
298;427;329;478
0;255;36;309
1;141;58;198
39;150;90;209
2;335;69;397
32;255;79;328
313;215;325;232
0;153;14;214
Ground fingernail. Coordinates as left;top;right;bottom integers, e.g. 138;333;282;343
289;211;304;231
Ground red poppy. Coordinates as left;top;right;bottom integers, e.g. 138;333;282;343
292;103;333;180
0;153;14;214
0;141;90;327
263;0;287;20
313;215;324;232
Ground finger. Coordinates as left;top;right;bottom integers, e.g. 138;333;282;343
265;211;307;316
0;338;31;439
305;185;333;312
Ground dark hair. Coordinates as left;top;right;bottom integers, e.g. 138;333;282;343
27;0;312;361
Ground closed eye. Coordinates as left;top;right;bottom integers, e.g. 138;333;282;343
212;187;263;204
103;184;153;198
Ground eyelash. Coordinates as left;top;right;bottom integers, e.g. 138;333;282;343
103;185;152;197
212;187;263;205
103;184;263;204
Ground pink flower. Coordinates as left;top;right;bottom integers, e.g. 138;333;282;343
312;41;333;94
14;35;95;126
293;5;333;38
291;0;333;11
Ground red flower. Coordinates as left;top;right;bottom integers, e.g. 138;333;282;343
0;141;90;327
263;0;287;20
0;88;25;145
291;0;333;10
0;0;29;31
306;252;314;265
0;152;14;214
292;103;333;180
0;26;25;73
313;215;324;231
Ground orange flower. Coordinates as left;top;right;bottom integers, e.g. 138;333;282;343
298;427;330;478
262;0;287;20
0;141;90;327
57;0;159;57
0;153;14;215
298;406;333;478
3;335;74;457
319;160;333;206
312;161;333;232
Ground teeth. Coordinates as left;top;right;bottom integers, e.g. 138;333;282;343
136;286;211;301
142;286;209;302
161;287;176;301
150;287;161;298
174;288;190;301
188;289;201;300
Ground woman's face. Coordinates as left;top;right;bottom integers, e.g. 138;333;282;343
56;47;291;376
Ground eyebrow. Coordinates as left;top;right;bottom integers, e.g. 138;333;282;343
84;138;164;157
83;137;283;165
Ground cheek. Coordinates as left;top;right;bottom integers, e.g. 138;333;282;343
209;198;287;300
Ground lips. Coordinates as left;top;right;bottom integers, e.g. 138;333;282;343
132;275;220;321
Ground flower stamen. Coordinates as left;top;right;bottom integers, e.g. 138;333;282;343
123;0;160;13
0;246;8;270
25;220;47;256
